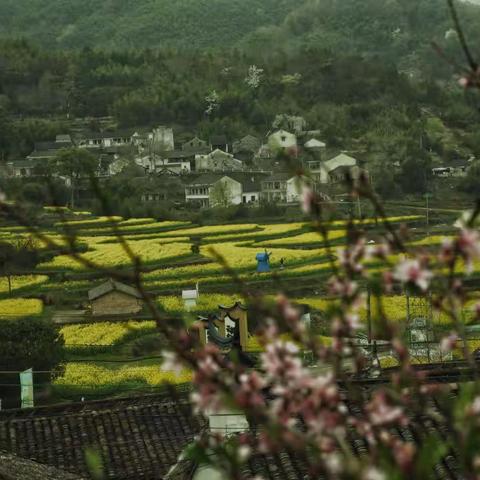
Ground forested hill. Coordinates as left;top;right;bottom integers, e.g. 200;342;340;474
243;0;480;70
0;0;301;50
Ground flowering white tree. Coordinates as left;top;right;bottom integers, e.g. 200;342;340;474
245;65;264;89
205;89;220;115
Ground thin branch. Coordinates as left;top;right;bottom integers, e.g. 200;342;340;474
447;0;478;70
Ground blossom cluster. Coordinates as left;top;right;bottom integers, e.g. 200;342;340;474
163;183;480;478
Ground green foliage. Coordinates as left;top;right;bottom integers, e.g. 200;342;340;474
0;0;298;50
0;316;65;371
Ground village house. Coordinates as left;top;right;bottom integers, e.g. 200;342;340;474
185;173;241;207
78;130;134;149
209;135;229;152
261;172;306;203
309;153;358;184
135;151;193;174
432;158;469;178
55;134;73;146
304;138;327;154
88;279;143;316
195;149;243;172
232;134;261;162
268;129;297;154
185;172;267;207
6;160;37;178
26;134;74;162
150;126;175;152
182;136;209;153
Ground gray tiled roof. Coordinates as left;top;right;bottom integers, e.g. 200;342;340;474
88;279;142;301
0;391;201;480
0;452;84;480
262;172;293;182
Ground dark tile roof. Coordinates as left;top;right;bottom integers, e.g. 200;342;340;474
227;172;269;192
34;141;65;151
209;135;228;145
0;393;203;480
83;131;134;140
186;172;268;190
0;369;471;480
88;279;142;301
0;451;84;480
27;150;59;159
262;172;294;182
186;173;224;186
7;160;37;168
164;150;195;160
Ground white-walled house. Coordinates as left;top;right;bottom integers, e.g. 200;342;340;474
195;149;243;172
78;131;134;149
268;130;297;153
185;174;242;207
304;138;327;151
135;152;192;174
309;153;358;184
185;172;267;207
261;173;304;203
182;136;209;153
150;126;175;152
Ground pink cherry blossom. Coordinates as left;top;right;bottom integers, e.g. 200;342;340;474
440;333;458;353
367;391;406;427
393;258;433;291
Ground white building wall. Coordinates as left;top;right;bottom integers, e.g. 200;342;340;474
286;177;301;203
268;130;297;152
152;126;175;151
210;177;242;206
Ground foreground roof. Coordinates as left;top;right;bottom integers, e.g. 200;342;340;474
0;451;84;480
0;392;202;480
0;364;474;480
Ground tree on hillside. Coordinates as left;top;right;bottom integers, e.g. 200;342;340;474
210;180;233;207
53;148;98;209
0;238;40;296
0;317;64;371
0;316;65;408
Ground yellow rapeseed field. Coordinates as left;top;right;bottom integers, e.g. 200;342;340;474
0;298;43;316
54;216;123;228
54;362;192;393
203;223;306;242
61;321;157;348
156;223;260;238
202;242;327;269
0;275;48;295
257;229;346;247
38;240;191;270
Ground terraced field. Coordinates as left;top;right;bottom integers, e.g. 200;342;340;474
2;209;463;399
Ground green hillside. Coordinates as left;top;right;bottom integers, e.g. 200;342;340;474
243;0;480;71
0;0;301;49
